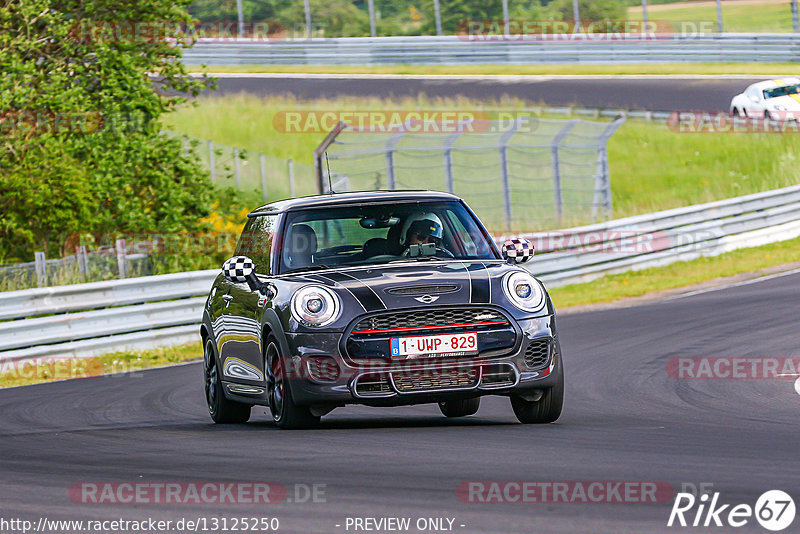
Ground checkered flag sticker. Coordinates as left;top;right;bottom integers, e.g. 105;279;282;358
502;238;534;263
222;256;255;283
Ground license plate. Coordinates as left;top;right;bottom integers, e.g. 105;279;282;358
390;332;478;358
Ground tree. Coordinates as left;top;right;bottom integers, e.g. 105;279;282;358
420;0;551;35
278;0;370;37
0;0;214;262
548;0;626;22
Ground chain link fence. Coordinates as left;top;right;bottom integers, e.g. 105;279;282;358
316;116;624;232
172;133;318;203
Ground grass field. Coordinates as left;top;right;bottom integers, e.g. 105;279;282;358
163;94;800;227
0;343;201;388
628;0;795;33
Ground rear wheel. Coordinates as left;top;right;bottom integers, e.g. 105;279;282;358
266;337;320;430
510;363;564;424
204;339;251;424
438;397;480;418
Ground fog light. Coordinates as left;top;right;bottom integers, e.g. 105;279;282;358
307;356;340;382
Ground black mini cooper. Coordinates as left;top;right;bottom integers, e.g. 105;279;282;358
201;191;564;429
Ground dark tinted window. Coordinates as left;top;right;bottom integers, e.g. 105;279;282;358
235;215;278;274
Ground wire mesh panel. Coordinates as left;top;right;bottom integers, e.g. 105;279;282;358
166;132;318;202
318;116;625;232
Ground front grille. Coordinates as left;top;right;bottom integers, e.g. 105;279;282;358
355;373;392;396
392;367;479;392
524;338;551;369
353;308;508;333
480;364;516;388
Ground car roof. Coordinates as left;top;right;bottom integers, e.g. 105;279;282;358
249;190;462;216
749;77;800;90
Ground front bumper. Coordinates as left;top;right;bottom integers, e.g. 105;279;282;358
286;315;560;406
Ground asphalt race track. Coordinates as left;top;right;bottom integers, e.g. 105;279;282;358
207;74;765;112
1;271;798;533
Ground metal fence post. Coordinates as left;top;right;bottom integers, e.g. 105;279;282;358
642;0;649;27
208;140;216;183
442;125;466;194
498;117;526;231
260;154;268;201
304;0;312;39
34;251;47;287
550;119;579;224
384;131;407;190
592;117;626;220
288;159;296;197
715;0;723;32
116;239;127;279
233;148;241;188
368;0;376;37
236;0;244;37
502;0;510;36
793;0;799;33
76;245;89;279
433;0;442;36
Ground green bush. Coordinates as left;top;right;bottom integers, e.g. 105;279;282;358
0;0;215;264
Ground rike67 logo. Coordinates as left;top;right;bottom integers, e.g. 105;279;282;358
668;490;796;531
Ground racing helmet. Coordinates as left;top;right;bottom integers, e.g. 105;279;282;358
400;212;444;246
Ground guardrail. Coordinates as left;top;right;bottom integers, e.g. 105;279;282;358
182;34;800;65
3;184;800;365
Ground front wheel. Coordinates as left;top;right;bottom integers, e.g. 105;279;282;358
204;339;251;424
266;337;320;430
438;397;480;417
510;365;563;424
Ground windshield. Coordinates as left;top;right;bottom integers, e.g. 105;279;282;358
763;84;800;99
277;200;497;273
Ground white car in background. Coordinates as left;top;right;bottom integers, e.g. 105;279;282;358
730;78;800;120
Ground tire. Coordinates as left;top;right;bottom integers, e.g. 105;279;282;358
204;338;251;424
438;397;480;418
265;336;320;430
510;362;564;424
732;108;742;117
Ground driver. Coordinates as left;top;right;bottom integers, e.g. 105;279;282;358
399;213;445;255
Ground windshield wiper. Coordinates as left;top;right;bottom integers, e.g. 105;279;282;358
283;264;331;274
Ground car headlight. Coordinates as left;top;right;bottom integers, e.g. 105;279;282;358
503;271;545;313
290;285;340;327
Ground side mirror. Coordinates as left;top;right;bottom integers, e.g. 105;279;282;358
222;256;272;296
501;238;534;264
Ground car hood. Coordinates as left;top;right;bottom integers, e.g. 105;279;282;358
766;95;800;110
291;260;516;312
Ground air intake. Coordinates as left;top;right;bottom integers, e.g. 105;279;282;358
386;285;459;296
